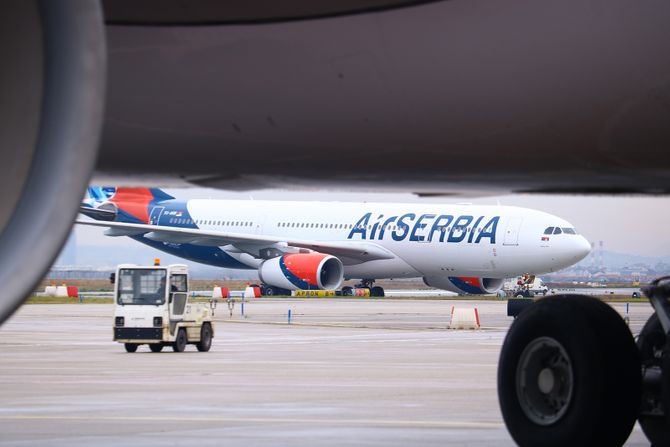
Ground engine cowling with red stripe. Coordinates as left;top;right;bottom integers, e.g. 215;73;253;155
423;276;504;295
258;253;344;290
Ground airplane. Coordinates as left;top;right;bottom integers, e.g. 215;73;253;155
5;3;668;445
77;187;591;297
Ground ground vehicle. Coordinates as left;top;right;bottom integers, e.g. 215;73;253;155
506;275;548;298
112;263;214;353
498;277;670;446
512;288;534;299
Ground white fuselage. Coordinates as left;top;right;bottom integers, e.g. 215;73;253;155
177;200;590;279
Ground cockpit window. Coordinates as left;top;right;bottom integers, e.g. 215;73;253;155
562;227;577;235
553;227;562;235
544;227;554;235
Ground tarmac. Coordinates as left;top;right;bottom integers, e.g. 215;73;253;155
0;299;655;446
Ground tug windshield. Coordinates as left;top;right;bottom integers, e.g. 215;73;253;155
117;268;167;305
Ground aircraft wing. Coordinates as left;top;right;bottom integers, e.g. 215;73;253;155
75;219;395;263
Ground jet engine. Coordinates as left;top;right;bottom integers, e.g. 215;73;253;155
423;276;504;295
258;253;344;291
0;1;106;322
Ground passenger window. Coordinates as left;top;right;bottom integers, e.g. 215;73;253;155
553;227;562;235
544;227;554;235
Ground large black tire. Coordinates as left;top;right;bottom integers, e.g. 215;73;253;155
507;298;534;318
173;328;187;352
124;343;138;353
149;343;163;353
197;323;213;352
637;313;670;445
370;286;385;297
498;295;641;447
342;286;354;296
264;286;276;297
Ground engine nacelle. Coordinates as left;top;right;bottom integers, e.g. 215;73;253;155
259;253;343;291
423;276;504;295
0;2;105;324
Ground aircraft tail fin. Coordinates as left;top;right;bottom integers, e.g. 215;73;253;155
81;187;175;223
83;187;174;205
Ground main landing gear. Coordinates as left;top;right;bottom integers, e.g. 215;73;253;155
260;285;291;296
341;280;384;297
497;277;670;446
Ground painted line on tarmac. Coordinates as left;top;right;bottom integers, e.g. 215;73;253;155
221;320;505;331
0;414;504;429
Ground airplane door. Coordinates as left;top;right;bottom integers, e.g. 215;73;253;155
503;217;523;246
149;206;164;225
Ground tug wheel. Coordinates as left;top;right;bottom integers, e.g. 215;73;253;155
173;328;187;352
197;323;213;352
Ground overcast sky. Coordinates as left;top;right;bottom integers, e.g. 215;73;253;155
75;188;670;257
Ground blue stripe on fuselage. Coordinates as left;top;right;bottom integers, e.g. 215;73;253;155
131;199;251;269
151;200;198;228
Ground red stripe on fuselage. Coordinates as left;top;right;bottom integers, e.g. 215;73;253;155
109;188;154;223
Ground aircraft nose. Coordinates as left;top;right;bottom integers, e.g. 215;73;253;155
573;236;591;261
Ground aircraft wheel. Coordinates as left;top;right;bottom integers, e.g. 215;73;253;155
197;323;213;352
173;328;187;352
637;313;670;445
149;344;163;353
342;286;353;296
124;343;138;353
264;286;276;296
498;295;640;447
371;286;385;297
